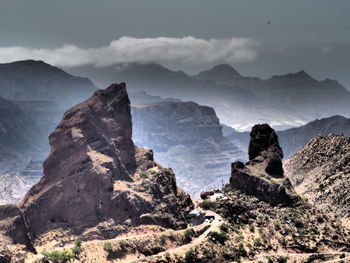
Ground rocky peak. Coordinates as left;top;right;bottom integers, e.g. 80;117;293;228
248;124;284;177
269;70;315;82
230;124;298;206
195;64;242;83
18;83;192;237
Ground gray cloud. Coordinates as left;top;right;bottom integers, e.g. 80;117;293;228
0;36;258;67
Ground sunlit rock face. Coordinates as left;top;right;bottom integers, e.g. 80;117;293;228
132;101;246;198
19;83;193;237
285;134;350;218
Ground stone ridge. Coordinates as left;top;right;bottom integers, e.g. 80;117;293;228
284;134;350;218
17;83;192;238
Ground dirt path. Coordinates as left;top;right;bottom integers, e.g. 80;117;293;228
128;213;223;263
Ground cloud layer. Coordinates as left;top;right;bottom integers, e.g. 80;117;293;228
0;36;258;67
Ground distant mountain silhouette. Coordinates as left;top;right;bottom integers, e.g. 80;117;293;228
66;62;350;130
0;60;96;109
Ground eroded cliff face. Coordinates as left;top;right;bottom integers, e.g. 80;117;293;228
132;101;245;197
284;134;350;219
18;83;192;238
230;124;299;206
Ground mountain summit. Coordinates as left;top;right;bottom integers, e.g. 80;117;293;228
194;64;242;83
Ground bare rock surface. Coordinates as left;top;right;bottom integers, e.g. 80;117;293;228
284;134;350;218
18;83;192;238
230;124;299;206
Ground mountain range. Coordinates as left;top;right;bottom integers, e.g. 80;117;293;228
67;62;350;131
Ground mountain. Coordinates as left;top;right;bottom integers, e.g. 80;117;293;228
226;115;350;158
0;60;96;109
66;62;350;131
132;101;245;197
194;64;244;84
284;134;350;220
278;115;350;158
128;90;181;105
0;96;45;175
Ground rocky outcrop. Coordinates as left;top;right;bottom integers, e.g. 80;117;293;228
248;124;284;177
0;205;33;250
18;83;192;238
284;134;350;218
230;124;298;206
132;101;245;197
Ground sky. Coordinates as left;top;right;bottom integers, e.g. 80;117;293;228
0;0;349;87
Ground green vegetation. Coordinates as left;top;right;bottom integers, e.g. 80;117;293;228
140;170;148;178
219;223;229;233
253;237;262;246
277;256;288;263
141;246;165;256
207;231;228;244
41;250;74;263
183;228;195;243
71;238;82;257
103;241;126;259
42;238;83;262
184;248;200;263
160;234;168;245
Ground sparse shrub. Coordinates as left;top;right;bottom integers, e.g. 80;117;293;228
183;228;195;243
267;257;274;263
103;241;113;253
184;248;200;263
160;234;168;245
238;243;247;257
219;223;229;233
274;220;281;230
223;184;232;193
141;246;164;256
103;241;125;259
294;219;304;228
253;237;262;246
207;231;228;244
249;224;255;232
71;238;82;257
277;256;288;263
316;214;324;223
140;170;148;178
42;249;74;263
119;240;128;252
